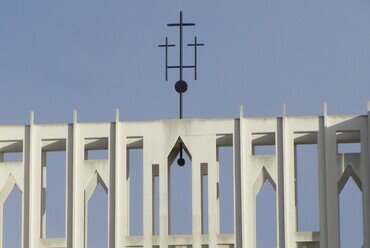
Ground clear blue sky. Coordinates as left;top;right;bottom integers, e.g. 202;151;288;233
1;1;369;247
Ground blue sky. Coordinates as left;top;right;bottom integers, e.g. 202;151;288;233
1;0;370;124
1;1;369;247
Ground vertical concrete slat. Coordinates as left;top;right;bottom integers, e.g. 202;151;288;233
234;108;243;248
283;117;297;247
115;111;126;247
41;151;46;238
277;116;285;248
24;124;31;248
28;112;35;248
72;110;84;248
318;114;328;248
109;122;116;248
207;135;219;248
239;107;262;248
363;103;370;248
143;139;153;248
28;111;42;248
159;157;169;247
191;145;203;248
324;108;340;247
241;118;255;248
67;123;74;247
126;136;132;242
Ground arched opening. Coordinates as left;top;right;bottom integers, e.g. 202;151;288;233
169;142;192;235
3;184;22;248
256;179;276;248
87;183;108;248
339;176;363;248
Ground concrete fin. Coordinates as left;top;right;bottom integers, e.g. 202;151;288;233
0;174;18;204
85;170;108;202
254;166;276;196
167;136;192;165
338;165;362;193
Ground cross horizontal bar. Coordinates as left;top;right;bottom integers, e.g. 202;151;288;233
167;23;195;27
187;43;204;47
158;44;175;47
167;65;196;69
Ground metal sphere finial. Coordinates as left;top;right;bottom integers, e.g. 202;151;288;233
159;12;204;166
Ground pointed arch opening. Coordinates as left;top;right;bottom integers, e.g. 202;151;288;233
256;179;276;248
87;183;108;248
338;165;361;194
339;176;363;248
255;168;277;248
3;183;22;248
85;172;108;248
168;137;192;235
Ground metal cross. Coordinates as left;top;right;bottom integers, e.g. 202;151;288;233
187;36;204;80
159;11;204;118
159;11;204;166
158;37;175;81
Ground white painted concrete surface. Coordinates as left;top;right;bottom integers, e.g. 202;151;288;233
0;105;370;248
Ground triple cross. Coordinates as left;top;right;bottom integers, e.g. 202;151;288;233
159;11;204;166
159;11;204;119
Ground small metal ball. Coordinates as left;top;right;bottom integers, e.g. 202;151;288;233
175;80;188;93
177;157;185;166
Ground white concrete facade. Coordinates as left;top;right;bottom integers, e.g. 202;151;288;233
0;105;370;248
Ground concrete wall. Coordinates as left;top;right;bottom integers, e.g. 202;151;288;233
0;107;369;248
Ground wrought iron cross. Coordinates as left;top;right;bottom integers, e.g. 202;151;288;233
159;11;204;166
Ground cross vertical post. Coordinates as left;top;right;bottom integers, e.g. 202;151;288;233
159;11;204;166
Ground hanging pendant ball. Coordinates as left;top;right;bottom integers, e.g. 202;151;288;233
175;80;188;93
177;157;185;166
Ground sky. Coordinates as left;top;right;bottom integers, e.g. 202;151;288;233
0;0;370;247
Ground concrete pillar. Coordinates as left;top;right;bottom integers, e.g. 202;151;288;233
205;135;219;248
234;106;243;248
28;111;42;248
277;115;285;248
191;152;202;248
283;117;297;247
159;156;169;247
318;108;328;248
324;108;341;248
24;124;31;248
108;122;116;248
115;110;126;247
240;117;253;248
363;103;370;248
72;111;84;248
143;138;153;248
67;120;74;248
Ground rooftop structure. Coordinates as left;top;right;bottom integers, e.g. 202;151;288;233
0;104;370;248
